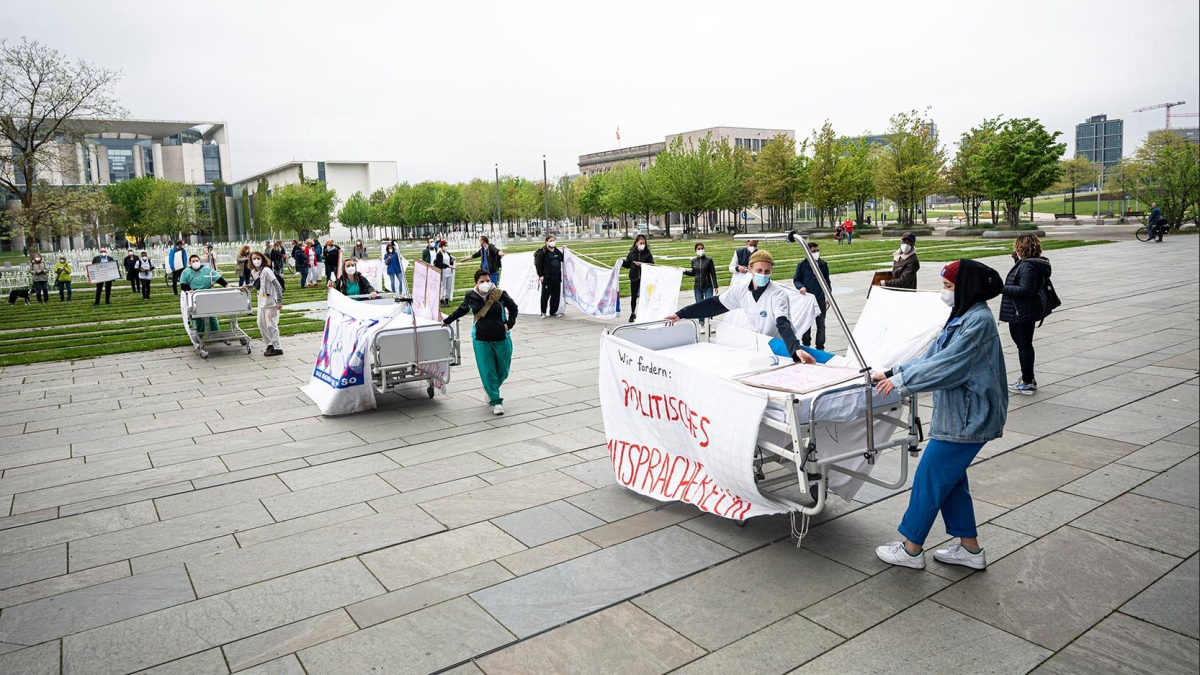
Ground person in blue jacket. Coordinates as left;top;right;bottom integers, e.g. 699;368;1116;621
167;240;187;295
871;259;1007;572
292;240;309;287
384;242;407;295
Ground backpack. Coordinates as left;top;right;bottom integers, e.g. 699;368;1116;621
1037;273;1061;326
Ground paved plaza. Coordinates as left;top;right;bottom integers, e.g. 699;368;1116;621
0;238;1196;675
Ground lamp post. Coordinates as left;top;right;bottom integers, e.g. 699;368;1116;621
494;164;502;235
543;155;550;236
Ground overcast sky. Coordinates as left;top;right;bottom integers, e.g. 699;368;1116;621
6;0;1199;184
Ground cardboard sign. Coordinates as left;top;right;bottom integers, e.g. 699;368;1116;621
85;261;121;284
634;263;683;322
410;260;442;322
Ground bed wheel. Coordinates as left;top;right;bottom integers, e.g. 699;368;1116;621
199;350;209;359
426;386;435;399
246;345;252;354
239;338;249;346
735;519;748;528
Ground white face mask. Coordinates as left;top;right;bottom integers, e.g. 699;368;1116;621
940;289;955;307
547;241;556;248
810;251;820;260
252;258;263;268
746;245;756;253
345;266;356;276
900;244;913;254
191;262;202;270
100;251;108;256
696;248;705;257
637;243;646;251
476;281;494;295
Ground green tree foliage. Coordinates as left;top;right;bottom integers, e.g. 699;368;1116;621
875;110;946;227
719;144;756;231
1053;156;1099;217
943;119;998;226
266;180;338;240
654;134;725;236
557;175;581;224
209;178;228;238
338;190;371;239
977;117;1064;227
1109;130;1200;228
253;178;270;238
577;174;609;222
433;182;466;225
808;122;847;226
753;134;806;229
406;181;439;232
839;137;878;227
462;179;494;226
105;176;157;243
604;162;662;230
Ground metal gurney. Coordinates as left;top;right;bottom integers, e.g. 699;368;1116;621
181;288;254;359
360;296;462;399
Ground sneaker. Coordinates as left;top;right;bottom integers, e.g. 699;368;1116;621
1013;382;1037;396
874;541;926;569
492;404;504;416
934;542;987;570
541;313;548;318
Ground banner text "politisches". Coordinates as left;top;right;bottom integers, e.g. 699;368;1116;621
620;379;710;448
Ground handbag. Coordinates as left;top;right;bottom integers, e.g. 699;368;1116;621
1037;273;1061;327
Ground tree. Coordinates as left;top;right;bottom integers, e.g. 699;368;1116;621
1110;130;1200;229
266;180;338;240
252;178;270;238
556;174;581;224
943;119;998;226
717;144;755;232
106;176;157;244
137;180;200;246
1055;156;1099;217
977;118;1064;227
808;122;848;226
73;187;117;246
210;178;228;238
433;182;466;225
338;190;371;238
839;137;877;227
753;134;805;229
875;110;946;227
0;38;125;249
654;134;725;236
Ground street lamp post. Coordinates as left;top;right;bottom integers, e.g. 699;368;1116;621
543;155;550;236
494;164;502;236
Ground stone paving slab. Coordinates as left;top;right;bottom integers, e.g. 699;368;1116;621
1034;612;1199;675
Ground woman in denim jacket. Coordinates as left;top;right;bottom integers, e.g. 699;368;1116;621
872;259;1007;571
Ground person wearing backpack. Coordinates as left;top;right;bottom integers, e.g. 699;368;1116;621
999;234;1052;396
443;269;518;415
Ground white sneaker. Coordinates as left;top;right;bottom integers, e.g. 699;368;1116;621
492;404;504;415
875;541;926;569
541;313;547;318
933;542;987;570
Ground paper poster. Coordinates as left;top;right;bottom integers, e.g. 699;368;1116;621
737;362;861;394
850;287;950;370
410;261;442;322
300;290;397;415
599;332;787;519
353;259;384;294
497;251;542;317
634;263;683;322
85;261;121;284
563;249;621;319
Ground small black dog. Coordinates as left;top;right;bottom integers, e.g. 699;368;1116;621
7;288;31;305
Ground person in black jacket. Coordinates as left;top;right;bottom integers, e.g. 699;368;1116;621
999;234;1051;396
621;234;654;322
328;257;378;298
682;242;719;325
534;234;565;317
292;241;309;287
444;269;518;415
793;242;831;350
91;247;118;305
1147;202;1165;243
122;249;141;295
469;236;504;285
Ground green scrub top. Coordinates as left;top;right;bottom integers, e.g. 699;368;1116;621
346;280;361;296
180;265;224;291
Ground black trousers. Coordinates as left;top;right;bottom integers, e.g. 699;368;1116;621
1008;321;1037;384
141;278;151;299
129;275;140;294
629;277;640;316
802;311;827;350
93;281;112;304
541;278;562;315
171;269;183;295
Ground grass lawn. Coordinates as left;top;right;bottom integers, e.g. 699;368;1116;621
0;235;1108;367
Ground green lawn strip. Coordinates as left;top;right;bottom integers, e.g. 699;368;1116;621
0;317;318;355
0;311;314;345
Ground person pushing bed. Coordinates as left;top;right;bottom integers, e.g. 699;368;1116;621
665;249;821;365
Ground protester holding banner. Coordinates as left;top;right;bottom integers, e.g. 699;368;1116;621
434;240;456;306
329;257;378;299
179;254;229;332
91;247;118;305
621;234;654;322
667;249;818;364
54;256;72;302
470;236;504;286
534;234;565;318
682;243;719;325
444;269;518;415
168;240;188;295
872;259;1007;572
247;251;284;356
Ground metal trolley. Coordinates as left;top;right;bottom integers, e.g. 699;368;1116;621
359;295;463;399
184;288;254;359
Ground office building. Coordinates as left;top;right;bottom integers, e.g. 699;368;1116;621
578;125;794;178
228;160;398;239
851;121;938;147
1166;127;1199;144
1075;114;1123;170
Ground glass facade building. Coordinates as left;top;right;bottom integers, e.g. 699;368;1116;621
1075;114;1123;171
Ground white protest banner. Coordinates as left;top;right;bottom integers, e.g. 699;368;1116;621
300;290;396;415
726;272;820;336
354;259;384;293
410;261;442;322
86;261;121;284
563;249;621;319
497;251;541;317
634;263;683;322
599;333;787;519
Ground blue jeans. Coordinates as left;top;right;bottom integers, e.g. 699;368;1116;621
388;273;405;295
899;439;986;546
693;286;713;324
489;271;500;286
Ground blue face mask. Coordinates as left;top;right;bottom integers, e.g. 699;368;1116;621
753;273;771;287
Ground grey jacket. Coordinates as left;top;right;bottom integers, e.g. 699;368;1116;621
890;302;1008;443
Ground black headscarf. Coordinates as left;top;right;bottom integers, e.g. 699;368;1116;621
950;258;1003;321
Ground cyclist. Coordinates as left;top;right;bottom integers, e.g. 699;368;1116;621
1146;202;1164;243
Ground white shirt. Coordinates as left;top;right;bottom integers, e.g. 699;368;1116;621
718;280;794;339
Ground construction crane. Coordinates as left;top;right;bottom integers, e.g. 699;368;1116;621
1133;101;1187;128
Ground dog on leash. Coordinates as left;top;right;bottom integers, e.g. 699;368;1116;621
7;288;31;305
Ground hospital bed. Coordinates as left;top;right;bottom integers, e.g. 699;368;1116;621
358;295;462;399
182;288;254;359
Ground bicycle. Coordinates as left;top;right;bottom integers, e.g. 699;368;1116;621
1134;221;1166;242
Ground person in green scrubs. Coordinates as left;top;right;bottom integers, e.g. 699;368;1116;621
179;254;229;333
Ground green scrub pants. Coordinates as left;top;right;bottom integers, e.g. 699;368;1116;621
473;335;512;406
192;317;219;333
